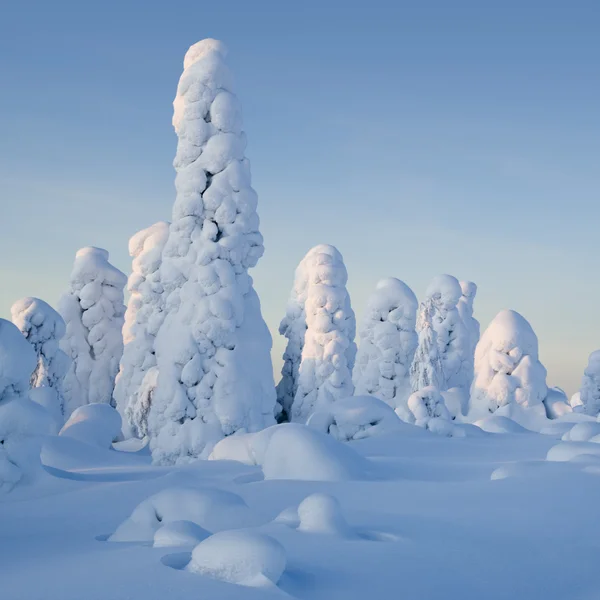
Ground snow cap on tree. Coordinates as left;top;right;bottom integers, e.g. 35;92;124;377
113;222;170;437
470;309;548;418
147;39;276;464
579;350;600;416
11;297;70;420
59;246;127;417
290;244;356;423
353;278;418;410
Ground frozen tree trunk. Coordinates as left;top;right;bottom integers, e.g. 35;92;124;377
11;297;70;422
290;245;356;424
579;350;600;416
59;247;127;417
410;299;443;392
353;278;418;411
113;222;170;437
147;39;276;464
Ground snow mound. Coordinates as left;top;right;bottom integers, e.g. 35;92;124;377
187;530;286;588
153;520;211;548
547;442;600;462
474;415;531;434
539;421;578;438
307;395;404;442
297;493;354;537
543;387;572;419
109;487;258;542
59;403;121;448
273;505;301;528
561;422;600;442
209;424;282;465
406;386;451;429
262;423;368;481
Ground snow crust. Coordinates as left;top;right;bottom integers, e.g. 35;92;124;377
59;403;122;448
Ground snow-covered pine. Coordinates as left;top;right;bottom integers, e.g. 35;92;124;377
0;319;53;493
59;247;127;417
113;222;169;438
147;39;276;464
11;297;70;422
290;244;356;424
470;309;548;418
578;350;600;416
353;278;418;410
410;299;443;392
406;385;452;428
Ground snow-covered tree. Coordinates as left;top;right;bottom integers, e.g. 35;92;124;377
406;386;451;429
469;310;548;422
578;350;600;416
0;319;53;493
147;39;276;464
290;244;356;423
458;281;480;348
113;222;169;437
11;297;70;422
353;278;418;410
410;299;443;392
59;247;127;417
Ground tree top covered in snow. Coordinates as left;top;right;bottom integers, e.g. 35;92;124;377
11;297;66;347
0;318;36;400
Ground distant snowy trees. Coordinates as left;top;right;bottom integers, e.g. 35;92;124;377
578;350;600;416
59;247;126;417
147;39;276;464
0;319;53;493
470;309;548;424
353;278;417;410
289;245;356;424
11;297;69;422
113;222;169;437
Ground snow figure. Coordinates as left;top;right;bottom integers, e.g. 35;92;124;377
406;386;452;430
113;222;169;437
469;310;548;424
290;244;356;424
424;275;471;393
578;350;600;416
147;39;276;464
410;299;443;393
11;297;70;422
353;278;418;410
59;247;127;417
0;319;53;493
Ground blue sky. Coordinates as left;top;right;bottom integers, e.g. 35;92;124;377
1;0;599;395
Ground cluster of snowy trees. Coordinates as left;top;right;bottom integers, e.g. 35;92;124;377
2;37;600;488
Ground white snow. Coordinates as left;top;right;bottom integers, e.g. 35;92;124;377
561;421;600;442
410;299;443;392
59;403;122;448
353;278;418;411
296;493;354;537
543;386;573;419
153;520;210;548
578;350;600;416
406;386;452;430
59;247;127;417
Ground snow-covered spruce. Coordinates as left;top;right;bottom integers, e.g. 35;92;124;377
406;386;452;429
11;297;70;422
59;247;126;417
578;351;600;416
113;222;169;437
147;39;276;464
410;299;443;392
469;309;548;422
289;245;356;424
0;319;53;493
456;280;480;391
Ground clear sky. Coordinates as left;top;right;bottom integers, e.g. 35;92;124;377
1;0;599;396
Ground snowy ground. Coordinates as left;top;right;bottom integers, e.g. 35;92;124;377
2;424;600;600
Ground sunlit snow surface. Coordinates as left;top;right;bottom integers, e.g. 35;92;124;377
2;419;600;599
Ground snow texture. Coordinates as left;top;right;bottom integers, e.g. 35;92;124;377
353;278;417;410
147;39;275;465
307;395;405;442
11;297;70;422
59;403;122;448
410;299;443;392
0;319;53;493
578;350;600;416
187;530;286;588
59;247;126;417
113;222;169;438
406;386;452;431
469;310;548;423
289;244;356;424
153;520;211;548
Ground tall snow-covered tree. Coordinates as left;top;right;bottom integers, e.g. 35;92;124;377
469;309;548;424
578;350;600;416
410;299;443;392
353;277;418;410
290;244;356;423
0;319;54;493
457;280;480;350
11;297;70;422
59;247;127;417
147;39;276;464
113;222;169;437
